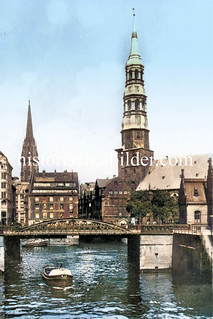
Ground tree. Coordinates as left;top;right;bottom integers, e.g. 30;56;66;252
126;190;152;223
126;190;179;224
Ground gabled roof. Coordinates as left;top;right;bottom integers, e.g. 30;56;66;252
96;178;111;188
0;150;13;169
137;154;210;191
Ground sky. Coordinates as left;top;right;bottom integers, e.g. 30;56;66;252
0;0;213;184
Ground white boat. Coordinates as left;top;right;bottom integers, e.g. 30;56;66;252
42;264;73;286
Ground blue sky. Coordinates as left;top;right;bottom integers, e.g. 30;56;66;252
0;0;213;183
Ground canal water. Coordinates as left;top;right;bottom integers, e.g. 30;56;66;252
0;240;212;318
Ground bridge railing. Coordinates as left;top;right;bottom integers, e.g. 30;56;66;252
128;224;191;234
173;224;203;235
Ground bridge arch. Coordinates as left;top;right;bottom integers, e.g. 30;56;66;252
16;218;130;235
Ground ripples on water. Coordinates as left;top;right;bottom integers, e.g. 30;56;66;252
0;241;212;318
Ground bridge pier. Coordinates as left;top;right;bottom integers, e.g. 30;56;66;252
128;234;173;271
4;237;21;271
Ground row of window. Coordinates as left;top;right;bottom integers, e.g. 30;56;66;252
125;131;142;140
34;196;74;202
35;203;73;210
32;189;78;194
108;190;129;195
34;182;76;187
127;69;143;80
35;212;73;219
126;99;145;111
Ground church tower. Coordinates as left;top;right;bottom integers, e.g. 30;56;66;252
20;100;39;182
116;10;154;189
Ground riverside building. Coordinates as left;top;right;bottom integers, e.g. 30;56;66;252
0;151;15;225
28;170;79;225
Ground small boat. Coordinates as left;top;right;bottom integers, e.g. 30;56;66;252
22;240;48;247
42;264;73;286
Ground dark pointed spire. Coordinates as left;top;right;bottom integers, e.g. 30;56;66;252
20;100;39;182
25;99;34;140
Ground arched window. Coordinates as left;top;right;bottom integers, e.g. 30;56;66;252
128;100;131;110
194;210;201;223
129;70;132;79
194;187;199;196
135;69;138;79
135;99;140;110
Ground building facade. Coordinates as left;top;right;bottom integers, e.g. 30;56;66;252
79;182;95;219
28;171;79;225
92;177;131;224
14;179;29;225
179;169;208;225
20;100;39;182
0;151;15;225
115;11;154;189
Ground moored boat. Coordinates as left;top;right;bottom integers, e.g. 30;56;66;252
42;264;73;286
22;240;48;247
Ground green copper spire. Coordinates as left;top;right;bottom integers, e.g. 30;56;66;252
127;8;142;66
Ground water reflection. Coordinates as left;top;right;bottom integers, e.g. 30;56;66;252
1;241;213;318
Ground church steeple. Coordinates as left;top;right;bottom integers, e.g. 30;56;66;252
26;100;34;140
128;8;141;63
115;10;154;189
20;100;39;182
